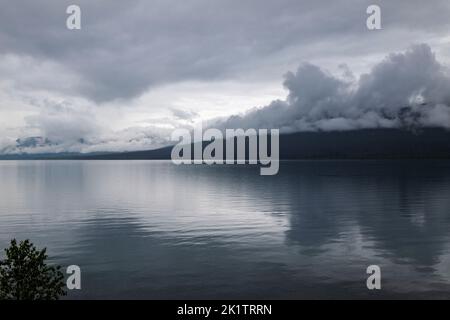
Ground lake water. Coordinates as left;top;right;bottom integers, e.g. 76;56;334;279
0;160;450;299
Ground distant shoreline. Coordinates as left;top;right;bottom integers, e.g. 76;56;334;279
2;128;450;160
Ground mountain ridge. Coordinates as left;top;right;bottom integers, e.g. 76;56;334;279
1;128;450;160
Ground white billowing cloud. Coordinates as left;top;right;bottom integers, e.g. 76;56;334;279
24;101;99;144
83;126;175;153
4;98;179;154
216;44;450;132
0;92;181;154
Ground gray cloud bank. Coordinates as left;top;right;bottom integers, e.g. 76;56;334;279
217;44;450;132
1;0;449;102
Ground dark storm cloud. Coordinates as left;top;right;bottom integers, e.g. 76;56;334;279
217;44;450;131
1;0;449;102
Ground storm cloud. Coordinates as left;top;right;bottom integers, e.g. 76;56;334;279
1;0;450;102
217;44;450;132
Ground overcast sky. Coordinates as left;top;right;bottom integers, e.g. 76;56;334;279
1;0;450;153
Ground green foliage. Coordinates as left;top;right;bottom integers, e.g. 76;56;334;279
0;239;66;300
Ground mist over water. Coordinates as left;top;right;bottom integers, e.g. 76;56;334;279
0;160;450;299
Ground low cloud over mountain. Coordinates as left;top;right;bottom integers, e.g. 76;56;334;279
217;44;450;132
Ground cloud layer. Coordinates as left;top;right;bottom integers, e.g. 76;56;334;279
1;0;450;102
217;44;450;132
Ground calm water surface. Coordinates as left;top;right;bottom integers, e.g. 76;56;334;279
0;160;450;299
